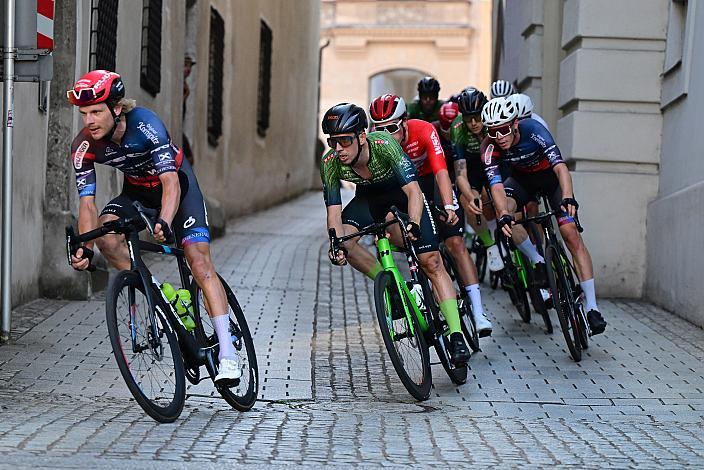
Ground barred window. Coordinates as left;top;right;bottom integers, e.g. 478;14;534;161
207;7;225;147
90;0;119;71
257;20;272;138
140;0;162;96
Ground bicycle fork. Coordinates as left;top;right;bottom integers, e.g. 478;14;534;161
376;238;428;339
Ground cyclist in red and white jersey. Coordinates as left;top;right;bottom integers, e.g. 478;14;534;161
370;94;493;336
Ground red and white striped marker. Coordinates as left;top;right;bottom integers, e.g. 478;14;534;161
36;0;55;50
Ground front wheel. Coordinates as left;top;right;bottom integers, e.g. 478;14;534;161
374;271;432;401
192;275;259;411
106;270;186;423
546;246;582;362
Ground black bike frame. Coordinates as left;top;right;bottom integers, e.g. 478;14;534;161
67;216;219;380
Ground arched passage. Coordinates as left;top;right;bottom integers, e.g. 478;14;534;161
368;68;430;105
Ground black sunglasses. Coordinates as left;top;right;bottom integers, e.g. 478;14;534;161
327;135;356;149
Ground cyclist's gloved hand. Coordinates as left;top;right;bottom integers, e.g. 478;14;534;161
328;246;348;266
406;221;421;241
498;214;514;238
153;218;175;244
70;246;94;271
560;197;579;217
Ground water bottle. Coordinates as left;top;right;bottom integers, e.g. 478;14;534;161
409;283;425;311
160;282;196;331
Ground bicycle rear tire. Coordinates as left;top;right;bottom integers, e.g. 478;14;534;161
418;270;468;385
374;271;432;401
192;275;259;411
106;270;186;423
439;246;479;352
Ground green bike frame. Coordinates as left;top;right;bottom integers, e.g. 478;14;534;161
512;249;530;289
376;237;430;337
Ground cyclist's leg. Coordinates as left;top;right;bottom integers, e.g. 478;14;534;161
340;195;381;279
173;161;236;365
97;193;139;271
546;181;602;321
505;176;544;264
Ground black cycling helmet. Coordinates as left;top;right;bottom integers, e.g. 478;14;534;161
457;87;488;116
417;76;440;96
322;103;368;135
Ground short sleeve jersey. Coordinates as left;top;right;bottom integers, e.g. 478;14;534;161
320;131;417;207
406;99;445;122
70;107;182;197
481;118;565;187
401;119;447;177
450;115;483;165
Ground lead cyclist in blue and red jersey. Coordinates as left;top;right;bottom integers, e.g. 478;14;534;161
479;96;607;335
66;70;241;382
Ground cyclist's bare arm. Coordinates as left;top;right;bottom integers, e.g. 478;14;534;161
158;171;181;226
454;160;471;200
401;181;423;225
490;182;510;218
78;196;100;249
325;204;344;237
71;196;100;269
553;162;574;200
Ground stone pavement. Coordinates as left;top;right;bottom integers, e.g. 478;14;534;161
1;191;703;468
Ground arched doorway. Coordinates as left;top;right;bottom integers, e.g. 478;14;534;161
369;69;430;105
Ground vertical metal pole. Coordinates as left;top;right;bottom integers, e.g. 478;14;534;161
1;0;15;342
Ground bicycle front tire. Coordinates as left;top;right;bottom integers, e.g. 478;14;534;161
106;270;186;423
546;246;582;361
374;271;432;401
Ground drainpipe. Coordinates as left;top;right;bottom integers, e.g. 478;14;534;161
1;0;16;342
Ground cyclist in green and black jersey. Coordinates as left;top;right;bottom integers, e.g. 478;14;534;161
407;77;445;123
321;103;471;364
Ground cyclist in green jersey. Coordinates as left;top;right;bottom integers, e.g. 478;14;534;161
321;103;471;365
451;88;504;273
407;77;445;122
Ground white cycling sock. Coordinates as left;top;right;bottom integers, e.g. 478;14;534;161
517;238;545;265
580;278;598;312
212;314;236;360
465;283;485;316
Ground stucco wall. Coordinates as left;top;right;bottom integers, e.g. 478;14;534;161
187;0;320;217
0;84;49;305
646;1;704;326
320;0;492;141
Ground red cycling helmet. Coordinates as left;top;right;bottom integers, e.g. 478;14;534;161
67;70;125;107
439;102;459;130
369;94;407;124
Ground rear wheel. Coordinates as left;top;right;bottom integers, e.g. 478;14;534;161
439;245;479;352
546;246;581;361
418;270;468;385
192;275;258;411
106;270;185;423
374;271;432;401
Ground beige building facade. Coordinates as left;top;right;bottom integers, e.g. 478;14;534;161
320;0;493;133
492;0;703;326
2;1;320;310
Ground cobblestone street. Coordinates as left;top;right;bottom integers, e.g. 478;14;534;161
1;192;703;468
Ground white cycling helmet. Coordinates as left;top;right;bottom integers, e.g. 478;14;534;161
481;97;518;127
490;79;516;99
509;93;534;119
